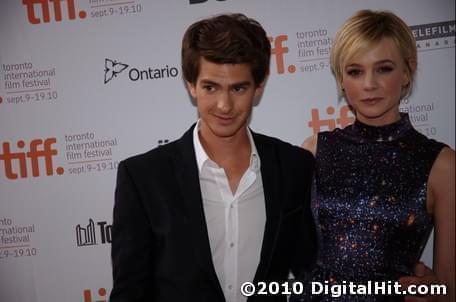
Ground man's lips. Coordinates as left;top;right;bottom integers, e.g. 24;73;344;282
214;114;235;123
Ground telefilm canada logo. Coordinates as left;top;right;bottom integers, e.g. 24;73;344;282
76;219;112;247
104;58;179;84
410;20;455;51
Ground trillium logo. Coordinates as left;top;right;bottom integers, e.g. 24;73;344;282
104;58;129;84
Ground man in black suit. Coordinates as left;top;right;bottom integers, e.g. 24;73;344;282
109;13;315;302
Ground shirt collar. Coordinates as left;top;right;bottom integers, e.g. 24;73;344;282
193;119;261;173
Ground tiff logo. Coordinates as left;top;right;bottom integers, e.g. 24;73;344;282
0;138;64;180
83;288;107;302
308;105;355;134
269;35;296;74
23;0;87;24
76;219;112;247
189;0;226;4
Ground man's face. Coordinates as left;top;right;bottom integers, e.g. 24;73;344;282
187;58;264;142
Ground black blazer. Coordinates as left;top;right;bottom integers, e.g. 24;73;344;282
110;125;316;302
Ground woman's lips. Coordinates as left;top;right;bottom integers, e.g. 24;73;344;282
361;97;382;105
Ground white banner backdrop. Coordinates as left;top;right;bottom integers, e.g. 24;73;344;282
0;1;454;301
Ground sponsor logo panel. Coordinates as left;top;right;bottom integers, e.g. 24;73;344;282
0;132;120;180
270;20;455;76
22;0;145;24
2;61;59;106
268;29;333;76
65;132;119;175
0;217;37;260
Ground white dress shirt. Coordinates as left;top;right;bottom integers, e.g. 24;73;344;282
193;121;266;302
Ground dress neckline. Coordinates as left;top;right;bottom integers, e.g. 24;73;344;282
342;113;413;143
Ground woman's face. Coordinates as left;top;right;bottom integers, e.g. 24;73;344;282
341;38;410;126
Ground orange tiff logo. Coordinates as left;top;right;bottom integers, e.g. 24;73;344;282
308;105;355;134
269;35;296;74
22;0;87;24
0;138;64;179
83;288;107;302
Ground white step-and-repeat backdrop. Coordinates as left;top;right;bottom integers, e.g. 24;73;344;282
0;1;454;301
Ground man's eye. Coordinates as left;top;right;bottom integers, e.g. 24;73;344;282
203;85;215;91
233;86;246;93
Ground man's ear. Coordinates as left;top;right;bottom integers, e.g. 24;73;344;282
186;81;197;98
254;77;268;98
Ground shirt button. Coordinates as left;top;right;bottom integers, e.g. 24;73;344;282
228;285;233;290
230;242;234;248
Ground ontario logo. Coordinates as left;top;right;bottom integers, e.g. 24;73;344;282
0;138;64;180
76;219;112;247
104;58;179;84
104;59;129;84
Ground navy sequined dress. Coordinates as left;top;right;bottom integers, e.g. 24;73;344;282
291;113;446;302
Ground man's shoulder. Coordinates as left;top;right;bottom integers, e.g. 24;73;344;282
122;125;194;170
253;131;314;162
122;140;178;169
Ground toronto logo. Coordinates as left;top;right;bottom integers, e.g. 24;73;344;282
104;59;129;84
76;219;112;247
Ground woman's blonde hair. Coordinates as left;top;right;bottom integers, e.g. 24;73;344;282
330;10;417;99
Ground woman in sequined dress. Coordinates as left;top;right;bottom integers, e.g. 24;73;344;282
291;10;454;302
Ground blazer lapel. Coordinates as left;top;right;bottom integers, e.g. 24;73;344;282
252;133;282;282
172;125;224;296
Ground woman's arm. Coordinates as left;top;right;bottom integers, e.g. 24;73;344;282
301;134;318;156
429;147;455;301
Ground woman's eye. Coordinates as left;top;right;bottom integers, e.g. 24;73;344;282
377;66;394;74
346;69;362;77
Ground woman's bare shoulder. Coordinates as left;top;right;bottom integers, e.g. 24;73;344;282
301;134;318;156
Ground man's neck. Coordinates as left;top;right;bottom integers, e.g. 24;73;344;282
198;127;251;166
